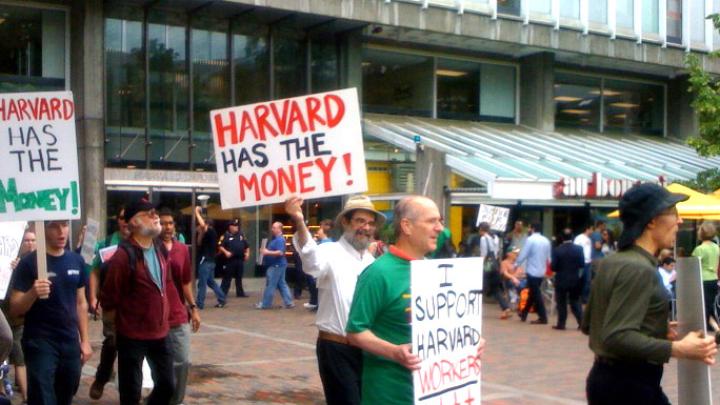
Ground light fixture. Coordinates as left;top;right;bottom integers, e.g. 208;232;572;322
609;102;640;108
561;109;591;115
554;96;582;102
126;164;136;169
590;90;623;96
436;69;468;77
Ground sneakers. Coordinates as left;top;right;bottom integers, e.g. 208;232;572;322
284;303;295;309
254;303;267;309
89;380;105;400
214;303;226;308
303;303;318;310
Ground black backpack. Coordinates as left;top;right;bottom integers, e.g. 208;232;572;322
98;239;137;292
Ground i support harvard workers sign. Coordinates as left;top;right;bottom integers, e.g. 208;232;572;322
0;91;81;221
210;88;368;209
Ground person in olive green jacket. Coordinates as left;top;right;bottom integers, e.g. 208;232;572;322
582;183;717;405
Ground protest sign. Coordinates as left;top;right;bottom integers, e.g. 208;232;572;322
0;221;26;298
411;258;484;405
0;91;81;221
475;204;510;232
80;218;100;265
210;88;367;208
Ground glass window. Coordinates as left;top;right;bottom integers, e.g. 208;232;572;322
497;0;521;16
233;22;269;105
436;59;479;120
480;64;515;122
273;29;307;99
148;10;189;170
603;79;663;135
0;5;66;93
362;48;433;117
529;0;551;14
667;0;682;44
554;74;601;130
616;0;634;29
560;0;580;19
642;0;660;34
690;0;706;43
191;16;229;171
105;7;145;168
310;35;339;93
589;0;608;24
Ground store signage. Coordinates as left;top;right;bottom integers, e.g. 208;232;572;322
553;173;666;199
210;88;367;208
411;258;484;405
0;91;81;221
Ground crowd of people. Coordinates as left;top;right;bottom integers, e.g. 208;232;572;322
0;183;718;404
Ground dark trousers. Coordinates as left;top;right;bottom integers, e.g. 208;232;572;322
484;271;509;311
521;275;547;321
555;283;583;328
116;334;175;405
316;338;362;405
703;280;718;326
581;263;592;304
94;318;117;385
23;338;81;405
587;359;669;405
295;273;318;305
221;259;246;297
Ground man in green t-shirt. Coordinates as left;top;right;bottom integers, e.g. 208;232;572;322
346;196;486;404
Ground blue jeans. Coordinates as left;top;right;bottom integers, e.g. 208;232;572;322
261;264;293;308
23;338;81;405
197;260;226;309
167;323;191;405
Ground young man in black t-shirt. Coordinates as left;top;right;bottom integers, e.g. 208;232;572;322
10;220;91;405
194;207;226;309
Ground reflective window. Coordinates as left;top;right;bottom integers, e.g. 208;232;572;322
311;35;339;93
554;74;601;130
643;0;660;34
362;48;433;117
233;22;270;105
0;5;66;93
191;17;229;171
690;0;706;43
603;79;663;135
273;29;307;99
105;7;145;168
667;0;682;44
529;0;551;14
436;59;479;120
480;64;515;122
560;0;580;19
148;10;189;170
497;0;521;16
616;0;634;29
589;0;608;24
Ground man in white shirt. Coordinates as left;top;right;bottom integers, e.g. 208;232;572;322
573;224;594;303
285;195;385;405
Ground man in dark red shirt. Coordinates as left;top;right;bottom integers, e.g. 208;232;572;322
102;198;174;405
158;208;201;405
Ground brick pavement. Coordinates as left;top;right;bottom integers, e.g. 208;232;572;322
16;277;717;404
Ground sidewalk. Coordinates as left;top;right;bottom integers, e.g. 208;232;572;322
55;276;717;404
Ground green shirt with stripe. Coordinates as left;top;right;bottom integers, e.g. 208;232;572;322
346;251;413;405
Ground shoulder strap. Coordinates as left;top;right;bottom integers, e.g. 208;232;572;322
117;240;137;275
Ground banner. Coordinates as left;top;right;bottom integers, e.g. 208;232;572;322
411;258;484;405
475;204;510;232
0;221;27;298
0;91;81;221
80;218;100;265
210;88;367;208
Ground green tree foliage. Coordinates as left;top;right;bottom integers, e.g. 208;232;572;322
677;168;720;193
686;14;720;157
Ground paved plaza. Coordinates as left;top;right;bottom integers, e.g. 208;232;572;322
54;277;720;405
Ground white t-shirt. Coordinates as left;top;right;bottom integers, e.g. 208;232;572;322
574;233;592;264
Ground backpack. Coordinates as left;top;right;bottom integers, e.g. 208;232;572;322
481;236;500;274
98;239;137;293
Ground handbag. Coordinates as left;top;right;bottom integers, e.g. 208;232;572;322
482;237;499;274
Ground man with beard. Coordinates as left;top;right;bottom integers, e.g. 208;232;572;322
285;195;385;405
582;183;717;404
346;196;486;404
10;220;91;405
101;198;175;405
89;206;130;399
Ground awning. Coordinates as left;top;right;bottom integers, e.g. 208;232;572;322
363;113;720;202
608;183;720;220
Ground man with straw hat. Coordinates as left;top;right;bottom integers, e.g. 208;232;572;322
285;194;385;405
582;182;717;404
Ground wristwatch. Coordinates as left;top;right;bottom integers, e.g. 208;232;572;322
188;303;198;311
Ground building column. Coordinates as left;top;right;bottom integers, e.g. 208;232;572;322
415;147;449;218
667;75;698;140
339;29;363;99
71;0;106;236
520;52;555;132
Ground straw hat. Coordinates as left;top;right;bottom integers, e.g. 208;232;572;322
335;195;386;227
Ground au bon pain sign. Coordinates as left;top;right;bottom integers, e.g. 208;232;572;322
210;88;367;209
553;172;666;199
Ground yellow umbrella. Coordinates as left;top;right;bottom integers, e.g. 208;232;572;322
608;183;720;220
714;188;720;197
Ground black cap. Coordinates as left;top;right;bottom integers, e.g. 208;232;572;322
229;218;240;227
123;198;155;222
617;183;688;250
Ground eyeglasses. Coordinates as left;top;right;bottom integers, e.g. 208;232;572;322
351;217;376;228
137;209;158;218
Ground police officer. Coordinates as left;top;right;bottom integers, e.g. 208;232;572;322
219;219;250;298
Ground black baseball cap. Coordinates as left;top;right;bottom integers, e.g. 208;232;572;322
123;198;156;222
229;219;240;226
617;183;688;250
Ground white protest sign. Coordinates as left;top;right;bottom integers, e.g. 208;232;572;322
0;221;27;298
475;204;510;232
210;88;367;208
411;258;484;405
0;91;81;221
80;218;100;265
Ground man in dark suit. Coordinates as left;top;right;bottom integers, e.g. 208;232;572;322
551;228;586;330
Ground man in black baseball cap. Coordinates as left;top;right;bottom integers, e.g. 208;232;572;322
582;182;717;404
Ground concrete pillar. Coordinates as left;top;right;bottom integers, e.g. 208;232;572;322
415;147;449;218
71;0;106;236
667;75;698;140
339;29;363;99
520;52;555;132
